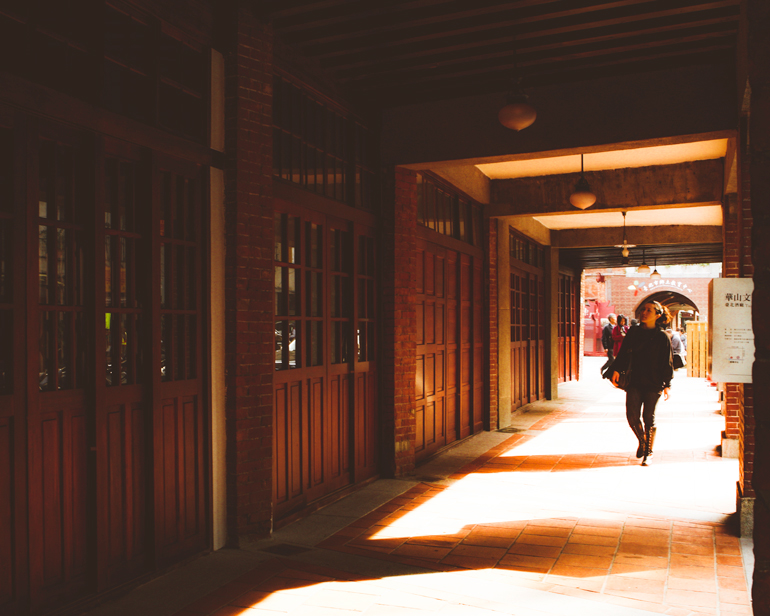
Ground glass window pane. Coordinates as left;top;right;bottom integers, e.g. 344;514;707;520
288;267;296;316
106;312;114;386
161;314;172;381
275;266;284;316
275;320;285;370
274;212;283;262
288;320;298;368
38;225;48;304
56;228;68;305
57;311;71;389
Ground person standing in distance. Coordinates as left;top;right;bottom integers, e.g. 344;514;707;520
611;302;673;466
600;313;617;376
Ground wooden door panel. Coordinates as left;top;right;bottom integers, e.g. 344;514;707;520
354;371;376;480
415;404;424;453
29;402;89;607
328;374;350;481
0;415;14;605
310;377;324;489
102;394;147;585
425;401;435;446
155;391;205;563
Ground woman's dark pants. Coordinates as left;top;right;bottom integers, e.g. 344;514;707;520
625;387;661;431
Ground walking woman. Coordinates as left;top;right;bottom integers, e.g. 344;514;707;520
610;301;674;465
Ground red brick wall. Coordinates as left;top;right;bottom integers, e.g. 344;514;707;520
585;273;711;322
726;140;755;496
487;218;498;430
381;168;417;476
224;9;274;541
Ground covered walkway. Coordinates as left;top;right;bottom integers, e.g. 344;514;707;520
82;358;752;616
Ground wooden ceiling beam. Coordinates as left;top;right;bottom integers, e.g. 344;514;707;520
556;225;722;248
299;0;739;59
350;39;734;93
326;14;738;75
335;29;736;86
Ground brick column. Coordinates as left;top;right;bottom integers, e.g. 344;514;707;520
486;217;499;430
223;8;274;542
381;167;417;476
749;0;770;610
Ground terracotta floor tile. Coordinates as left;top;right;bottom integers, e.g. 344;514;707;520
576;519;624;530
441;554;502;569
231;590;308;611
613;554;669;569
515;533;568;547
609;564;668;580
719;604;753;615
507;543;562;558
718;588;751;605
303;588;377;611
716;554;743;567
549;563;608;578
568;533;619;546
624;518;672;530
392;544;452;560
461;534;515;549
404;535;462;548
671;534;713;548
666;589;718;608
449;544;508;560
497;553;556;570
555;553;614;569
547;576;605;592
666;577;718;593
668;565;716;580
604;588;666;604
670;553;716;568
716;564;745;578
605;575;665;594
561;543;616;557
617;542;670;558
520;526;572;538
671;542;715;556
718;575;748;591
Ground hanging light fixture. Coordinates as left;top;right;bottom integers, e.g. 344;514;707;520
498;40;536;131
569;154;596;209
650;257;661;280
614;211;636;264
637;248;650;275
499;77;537;131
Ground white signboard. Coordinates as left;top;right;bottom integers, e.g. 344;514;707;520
709;278;754;383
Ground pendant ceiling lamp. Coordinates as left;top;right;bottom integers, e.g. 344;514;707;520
614;211;636;265
498;41;536;131
569;154;596;209
499;77;537;131
650;257;661;280
637;248;650;275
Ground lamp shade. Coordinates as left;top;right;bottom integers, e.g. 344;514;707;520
569;176;596;209
498;100;537;131
650;269;661;280
637;263;650;275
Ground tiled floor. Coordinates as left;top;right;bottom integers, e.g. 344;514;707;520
86;358;753;616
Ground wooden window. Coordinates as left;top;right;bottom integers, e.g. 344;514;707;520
416;173;481;246
104;156;146;386
159;170;199;381
272;75;377;211
274;213;302;370
38;138;85;391
329;227;352;364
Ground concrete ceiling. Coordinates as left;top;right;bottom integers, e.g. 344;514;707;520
476;138;728;179
531;204;723;230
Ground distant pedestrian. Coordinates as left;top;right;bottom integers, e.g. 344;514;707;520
600;314;617;376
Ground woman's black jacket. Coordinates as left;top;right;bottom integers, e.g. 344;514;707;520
611;325;673;393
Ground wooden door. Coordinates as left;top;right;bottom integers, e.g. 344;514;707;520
558;272;578;383
26;123;92;612
510;266;545;412
0;111;28;616
415;243;453;460
510;270;526;411
152;155;207;566
273;203;378;518
93;140;152;588
415;242;483;462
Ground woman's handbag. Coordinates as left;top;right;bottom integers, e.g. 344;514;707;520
615;349;632;390
673;353;685;370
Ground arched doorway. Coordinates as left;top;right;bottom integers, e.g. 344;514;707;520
634;291;700;327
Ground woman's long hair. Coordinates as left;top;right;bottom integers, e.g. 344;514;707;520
651;301;672;328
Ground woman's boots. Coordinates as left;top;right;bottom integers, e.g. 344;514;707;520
641;427;657;466
631;423;646;458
